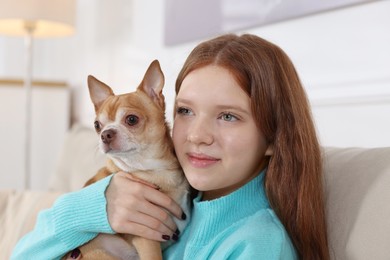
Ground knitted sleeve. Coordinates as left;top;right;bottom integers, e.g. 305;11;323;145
11;175;114;260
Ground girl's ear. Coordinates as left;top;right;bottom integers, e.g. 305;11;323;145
265;144;274;156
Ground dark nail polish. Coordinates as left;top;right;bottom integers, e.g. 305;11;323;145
162;235;170;241
175;228;180;235
70;248;80;259
181;212;187;220
172;233;179;241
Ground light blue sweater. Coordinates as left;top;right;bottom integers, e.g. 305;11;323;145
163;172;297;259
12;172;297;259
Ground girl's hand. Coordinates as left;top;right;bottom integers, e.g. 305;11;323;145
105;171;185;241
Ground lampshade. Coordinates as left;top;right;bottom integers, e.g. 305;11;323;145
0;0;76;37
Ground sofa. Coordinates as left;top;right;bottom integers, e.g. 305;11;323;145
1;124;389;259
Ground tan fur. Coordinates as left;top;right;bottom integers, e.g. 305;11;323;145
62;60;190;260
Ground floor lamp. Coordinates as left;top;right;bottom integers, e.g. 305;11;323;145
0;0;76;189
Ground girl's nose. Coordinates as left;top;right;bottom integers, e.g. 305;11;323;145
186;118;214;145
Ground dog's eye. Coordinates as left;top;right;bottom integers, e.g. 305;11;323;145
94;121;101;131
126;115;139;126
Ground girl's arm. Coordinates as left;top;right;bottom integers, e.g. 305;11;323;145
11;172;184;259
11;175;114;260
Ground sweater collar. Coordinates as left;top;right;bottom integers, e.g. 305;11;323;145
188;170;269;245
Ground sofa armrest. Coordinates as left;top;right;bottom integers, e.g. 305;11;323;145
324;147;390;260
0;189;62;259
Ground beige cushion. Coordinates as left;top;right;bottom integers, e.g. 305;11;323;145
48;124;106;192
0;190;62;259
324;147;390;260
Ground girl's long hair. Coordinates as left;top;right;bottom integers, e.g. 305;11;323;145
175;34;329;260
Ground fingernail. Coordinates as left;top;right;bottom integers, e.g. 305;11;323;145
162;235;170;241
175;229;180;235
70;248;80;259
181;212;187;220
172;233;179;241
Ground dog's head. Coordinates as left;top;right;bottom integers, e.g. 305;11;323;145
87;60;169;170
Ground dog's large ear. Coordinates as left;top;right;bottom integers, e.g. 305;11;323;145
138;60;165;110
88;75;114;112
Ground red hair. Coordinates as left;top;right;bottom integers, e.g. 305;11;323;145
175;34;329;260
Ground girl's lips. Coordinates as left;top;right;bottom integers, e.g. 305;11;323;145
187;153;220;168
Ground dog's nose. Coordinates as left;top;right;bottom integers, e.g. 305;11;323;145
101;129;116;144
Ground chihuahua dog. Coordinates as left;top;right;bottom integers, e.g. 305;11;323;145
63;60;190;259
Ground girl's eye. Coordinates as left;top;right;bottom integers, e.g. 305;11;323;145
219;113;238;122
177;107;192;115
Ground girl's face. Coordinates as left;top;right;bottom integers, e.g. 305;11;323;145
173;65;272;200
